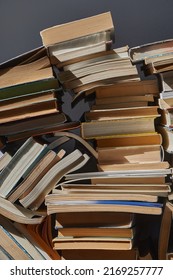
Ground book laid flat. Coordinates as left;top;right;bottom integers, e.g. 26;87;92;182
129;39;173;64
40;12;114;47
52;236;133;251
81;115;160;139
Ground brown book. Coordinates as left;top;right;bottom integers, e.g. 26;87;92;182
81;115;160;139
85;106;159;121
40;12;114;47
55;212;134;228
98;161;170;172
52;236;133;251
94;79;159;98
60;183;171;198
96;133;162;148
157;125;173;153
61;248;138;260
97;144;162;165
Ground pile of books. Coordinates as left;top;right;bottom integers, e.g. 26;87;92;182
1;11;173;260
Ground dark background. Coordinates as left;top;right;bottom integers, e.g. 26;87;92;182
0;0;173;63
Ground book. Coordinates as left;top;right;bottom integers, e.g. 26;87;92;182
129;39;173;64
55;212;134;228
94;79;160;98
60;248;138;260
52;236;133;250
160;107;173;127
97;162;169;172
85;106;159;121
40;12;114;47
158;92;173;110
97;144;162;165
96;133;162;148
81;115;160;139
46;199;163;216
60;183;171;197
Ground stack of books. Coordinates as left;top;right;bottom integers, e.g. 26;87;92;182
0;46;81;143
129;39;173;155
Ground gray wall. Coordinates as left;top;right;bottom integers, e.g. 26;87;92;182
0;0;173;63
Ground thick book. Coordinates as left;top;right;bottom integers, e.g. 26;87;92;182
85;106;159;121
97;144;162;165
60;248;138;260
40;12;114;47
81;115;160;139
52;236;133;251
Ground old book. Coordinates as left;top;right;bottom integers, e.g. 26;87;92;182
40;12;114;47
55;212;134;228
46;191;158;203
98;161;169;172
60;183;171;197
81;115;160;139
97;144;162;165
158;92;173;110
129;39;173;64
52;236;133;250
85;106;159;121
0;137;46;198
60;248;138;260
94;79;159;98
96;133;162;148
144;59;173;75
